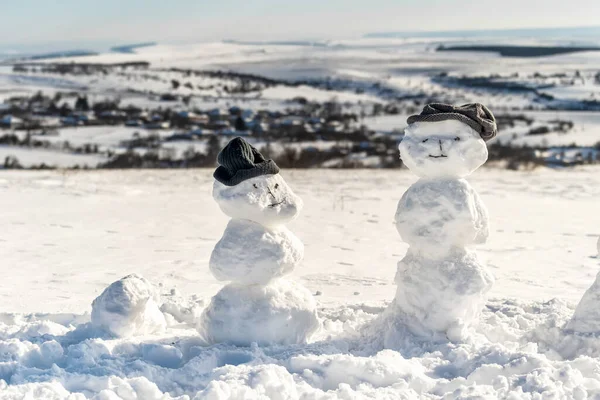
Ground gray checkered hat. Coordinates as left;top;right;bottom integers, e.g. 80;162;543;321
407;103;497;141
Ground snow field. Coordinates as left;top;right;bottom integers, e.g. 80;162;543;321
2;294;600;398
1;168;600;398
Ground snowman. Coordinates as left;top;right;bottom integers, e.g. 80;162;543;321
389;103;497;342
199;137;319;346
566;238;600;334
567;270;600;334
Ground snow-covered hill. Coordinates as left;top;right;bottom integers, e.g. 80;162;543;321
1;38;600;170
1;168;600;398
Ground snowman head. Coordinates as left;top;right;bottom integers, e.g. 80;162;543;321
400;120;488;178
400;103;496;179
212;137;302;227
213;174;302;227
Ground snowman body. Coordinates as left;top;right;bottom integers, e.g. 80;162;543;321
200;174;319;346
392;119;494;341
210;219;303;285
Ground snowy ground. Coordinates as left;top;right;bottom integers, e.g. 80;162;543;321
1;168;600;398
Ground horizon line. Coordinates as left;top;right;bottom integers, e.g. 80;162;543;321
2;24;600;55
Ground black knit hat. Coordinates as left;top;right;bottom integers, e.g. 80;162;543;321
407;103;497;141
214;137;280;186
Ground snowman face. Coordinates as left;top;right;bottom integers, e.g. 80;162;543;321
213;174;303;227
399;120;488;178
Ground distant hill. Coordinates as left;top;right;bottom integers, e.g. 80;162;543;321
12;50;98;62
223;40;330;47
436;45;600;57
110;42;157;54
365;26;600;39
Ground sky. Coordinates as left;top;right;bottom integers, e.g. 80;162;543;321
1;0;599;51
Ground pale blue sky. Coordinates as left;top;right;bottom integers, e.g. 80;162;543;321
1;0;599;49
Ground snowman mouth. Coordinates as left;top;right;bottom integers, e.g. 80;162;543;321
429;154;448;158
269;201;285;208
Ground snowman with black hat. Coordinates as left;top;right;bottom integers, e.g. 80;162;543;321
199;137;319;346
385;103;497;343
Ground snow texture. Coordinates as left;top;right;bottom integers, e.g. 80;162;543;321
198;279;320;346
91;274;167;338
388;119;494;341
202;172;319;345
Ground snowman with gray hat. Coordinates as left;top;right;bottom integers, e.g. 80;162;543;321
199;137;320;346
384;103;497;343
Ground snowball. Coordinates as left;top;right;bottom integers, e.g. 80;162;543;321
395;178;489;255
210;219;303;284
213;174;303;228
399;120;488;178
567;270;600;334
199;279;320;346
392;248;494;341
91;274;166;338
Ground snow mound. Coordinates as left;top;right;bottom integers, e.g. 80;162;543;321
91;274;167;338
209;219;303;284
198;279;320;346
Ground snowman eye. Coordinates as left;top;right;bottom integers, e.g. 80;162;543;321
253;184;258;189
454;137;461;141
422;139;429;143
274;184;279;189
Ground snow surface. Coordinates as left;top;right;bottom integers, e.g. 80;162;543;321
0;145;104;168
1;168;600;398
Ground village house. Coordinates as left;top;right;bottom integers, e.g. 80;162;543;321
0;115;24;129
